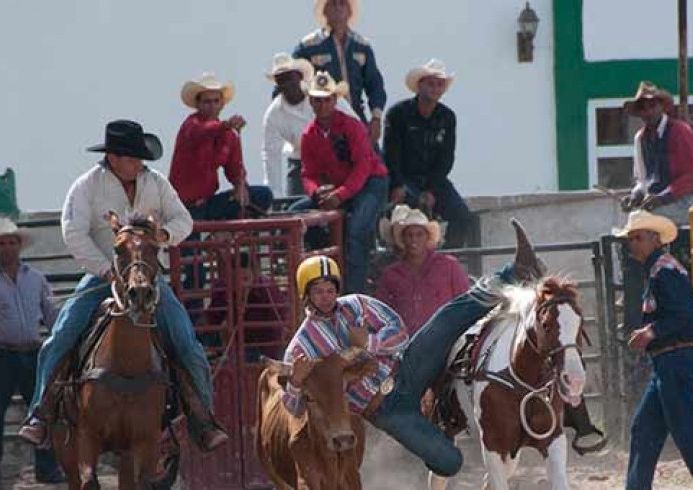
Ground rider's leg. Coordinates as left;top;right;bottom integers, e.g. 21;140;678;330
155;280;228;451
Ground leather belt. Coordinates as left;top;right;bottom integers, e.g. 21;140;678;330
650;341;693;358
362;362;400;420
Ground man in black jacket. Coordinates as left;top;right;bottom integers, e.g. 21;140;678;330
383;59;472;248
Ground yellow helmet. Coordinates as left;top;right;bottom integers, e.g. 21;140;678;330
296;255;341;299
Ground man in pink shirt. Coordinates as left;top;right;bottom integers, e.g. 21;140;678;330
289;71;388;294
376;205;470;335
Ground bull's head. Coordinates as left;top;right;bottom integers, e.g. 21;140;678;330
266;348;378;452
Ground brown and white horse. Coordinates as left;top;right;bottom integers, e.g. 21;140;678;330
432;278;586;490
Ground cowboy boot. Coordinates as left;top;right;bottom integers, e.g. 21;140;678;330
511;219;547;282
177;369;229;452
563;398;608;455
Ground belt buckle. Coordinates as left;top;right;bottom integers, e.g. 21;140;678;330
379;376;395;395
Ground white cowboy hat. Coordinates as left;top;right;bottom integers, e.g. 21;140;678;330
613;209;678;245
314;0;360;29
266;53;314;83
405;59;455;94
180;72;235;109
307;71;350;98
0;217;32;248
379;204;441;250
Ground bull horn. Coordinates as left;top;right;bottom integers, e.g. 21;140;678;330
511;219;547;281
260;355;292;376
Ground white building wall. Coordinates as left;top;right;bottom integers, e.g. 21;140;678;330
0;0;556;212
583;0;692;61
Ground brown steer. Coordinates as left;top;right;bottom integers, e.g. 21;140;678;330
256;348;377;490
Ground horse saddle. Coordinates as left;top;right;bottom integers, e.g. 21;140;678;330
450;316;497;385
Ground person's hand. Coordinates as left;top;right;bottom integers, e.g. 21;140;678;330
420;388;435;418
641;194;664;211
389;186;406;204
290;354;313;387
620;195;635;212
348;324;369;349
227;115;247;132
420;191;436;210
628;326;655;351
368;117;382;143
231;183;250;207
315;184;335;200
318;191;341;210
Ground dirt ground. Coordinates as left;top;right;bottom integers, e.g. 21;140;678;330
2;430;691;489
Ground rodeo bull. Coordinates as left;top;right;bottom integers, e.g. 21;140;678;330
256;348;377;490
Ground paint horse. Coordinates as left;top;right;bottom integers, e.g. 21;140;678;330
432;277;586;490
52;214;168;490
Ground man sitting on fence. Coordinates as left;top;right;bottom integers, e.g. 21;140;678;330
288;71;388;294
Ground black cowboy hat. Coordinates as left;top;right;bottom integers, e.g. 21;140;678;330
87;120;163;161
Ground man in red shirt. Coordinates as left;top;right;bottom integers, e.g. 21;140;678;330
289;71;388;293
169;73;273;220
621;81;693;224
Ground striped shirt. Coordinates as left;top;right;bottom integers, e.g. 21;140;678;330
282;294;409;416
0;263;57;347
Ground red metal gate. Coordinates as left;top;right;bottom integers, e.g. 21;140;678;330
168;211;343;489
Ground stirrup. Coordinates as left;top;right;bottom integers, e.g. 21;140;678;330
572;427;608;455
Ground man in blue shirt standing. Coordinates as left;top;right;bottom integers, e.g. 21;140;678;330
0;218;64;483
615;210;693;489
293;0;386;143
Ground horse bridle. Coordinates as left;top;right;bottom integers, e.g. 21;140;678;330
525;295;583;362
110;228;161;320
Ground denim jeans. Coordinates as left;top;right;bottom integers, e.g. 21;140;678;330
401;178;473;248
0;349;62;478
289;176;388;294
370;265;515;476
626;348;693;489
30;274;214;413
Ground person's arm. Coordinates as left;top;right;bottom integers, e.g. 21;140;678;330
355;295;409;355
300;132;321;199
425;111;456;190
157;173;194;246
665;122;693;199
221;130;247;188
183;115;228;144
383;107;405;189
39;275;59;329
61;174;111;277
261;104;286;197
281;340;310;417
360;44;386;121
334;121;378;202
649;267;693;343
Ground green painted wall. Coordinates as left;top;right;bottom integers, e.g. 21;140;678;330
553;0;690;190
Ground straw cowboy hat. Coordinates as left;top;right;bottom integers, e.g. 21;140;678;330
623;81;675;116
181;72;234;109
266;53;314;82
0;217;32;248
379;204;441;250
307;71;350;98
613;209;678;245
88;120;163;161
405;59;455;94
314;0;360;28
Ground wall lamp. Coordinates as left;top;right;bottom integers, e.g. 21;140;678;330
517;2;539;62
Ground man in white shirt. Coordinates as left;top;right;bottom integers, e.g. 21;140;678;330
19;120;227;452
262;52;357;197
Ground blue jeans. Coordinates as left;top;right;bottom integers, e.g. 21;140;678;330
289;176;388;293
0;349;62;479
401;178;473;248
626;348;693;489
370;265;515;476
30;274;214;413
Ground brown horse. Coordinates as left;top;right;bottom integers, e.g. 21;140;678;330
433;278;586;490
52;214;168;490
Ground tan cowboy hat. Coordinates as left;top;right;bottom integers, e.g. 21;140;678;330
379;205;441;250
314;0;360;28
0;217;32;248
613;209;678;245
181;72;235;109
307;71;350;98
623;81;675;116
266;53;314;82
405;59;455;94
